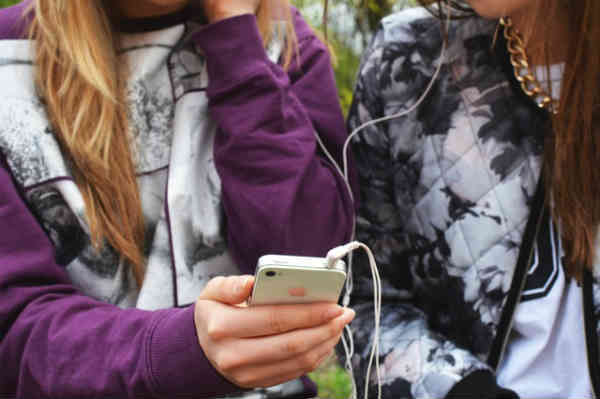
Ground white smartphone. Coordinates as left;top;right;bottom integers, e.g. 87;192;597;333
249;255;347;306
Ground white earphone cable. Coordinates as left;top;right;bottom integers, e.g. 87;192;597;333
314;3;451;398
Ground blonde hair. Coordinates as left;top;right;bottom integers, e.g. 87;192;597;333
28;0;298;286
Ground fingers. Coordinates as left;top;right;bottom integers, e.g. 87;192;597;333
199;275;254;305
230;331;342;389
224;309;354;365
253;350;334;389
210;309;354;372
194;293;355;390
219;302;350;338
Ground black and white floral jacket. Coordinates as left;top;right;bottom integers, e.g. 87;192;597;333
347;7;600;399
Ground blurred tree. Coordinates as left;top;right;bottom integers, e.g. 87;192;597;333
329;34;361;114
293;0;419;114
0;0;18;7
354;0;395;48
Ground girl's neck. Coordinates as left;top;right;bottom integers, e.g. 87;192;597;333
109;0;190;19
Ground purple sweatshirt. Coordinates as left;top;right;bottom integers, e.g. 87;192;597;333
0;2;356;398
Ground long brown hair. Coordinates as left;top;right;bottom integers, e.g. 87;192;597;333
418;0;600;280
550;0;600;281
27;0;298;286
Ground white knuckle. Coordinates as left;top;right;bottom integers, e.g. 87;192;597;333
206;319;227;341
269;311;285;334
214;352;236;372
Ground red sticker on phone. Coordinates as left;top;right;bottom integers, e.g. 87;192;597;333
288;287;306;297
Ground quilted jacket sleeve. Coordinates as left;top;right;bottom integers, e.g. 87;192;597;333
346;22;514;399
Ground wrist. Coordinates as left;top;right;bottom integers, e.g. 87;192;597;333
149;306;241;397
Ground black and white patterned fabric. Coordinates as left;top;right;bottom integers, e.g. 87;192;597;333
344;7;600;399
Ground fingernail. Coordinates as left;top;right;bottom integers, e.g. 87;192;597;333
344;308;356;322
324;305;343;321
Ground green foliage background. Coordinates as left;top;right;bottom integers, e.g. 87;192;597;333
0;1;415;397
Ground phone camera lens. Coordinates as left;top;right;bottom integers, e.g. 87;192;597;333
266;271;276;277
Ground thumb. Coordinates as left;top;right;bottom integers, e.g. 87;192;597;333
198;275;254;305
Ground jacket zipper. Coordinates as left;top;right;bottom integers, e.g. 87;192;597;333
583;270;600;398
488;178;547;370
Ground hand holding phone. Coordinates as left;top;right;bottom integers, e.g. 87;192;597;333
193;275;355;389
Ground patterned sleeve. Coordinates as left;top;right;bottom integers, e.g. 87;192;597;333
345;19;492;399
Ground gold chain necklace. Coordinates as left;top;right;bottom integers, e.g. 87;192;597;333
500;17;559;114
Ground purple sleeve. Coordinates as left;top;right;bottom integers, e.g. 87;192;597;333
194;11;357;274
0;1;32;39
0;162;240;398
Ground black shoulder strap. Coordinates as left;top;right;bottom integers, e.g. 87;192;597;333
488;171;547;368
